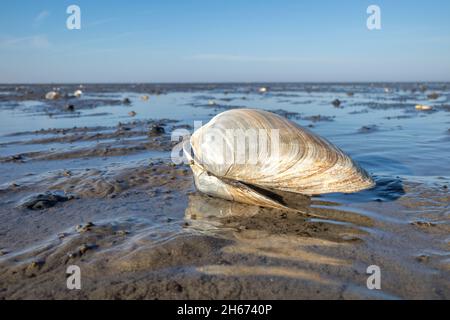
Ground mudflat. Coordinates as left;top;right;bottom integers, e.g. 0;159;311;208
0;83;449;299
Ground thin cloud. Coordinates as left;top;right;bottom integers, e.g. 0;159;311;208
33;10;50;27
0;35;50;49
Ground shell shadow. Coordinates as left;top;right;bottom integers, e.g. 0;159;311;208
184;193;371;243
319;174;405;204
347;154;409;202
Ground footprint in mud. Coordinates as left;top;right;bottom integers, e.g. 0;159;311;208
17;192;75;210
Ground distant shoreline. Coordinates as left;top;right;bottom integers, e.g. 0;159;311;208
1;81;450;85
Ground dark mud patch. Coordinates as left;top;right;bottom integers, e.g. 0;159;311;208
268;109;302;120
4;125;111;137
43;98;124;113
353;101;416;111
385;114;415;120
291;100;314;105
358;125;379;133
0;119;180;163
17;192;75;210
1;160;193;199
0;138;172;162
331;99;342;107
195;103;245;111
348;109;369;115
302;115;335;122
268;109;335;123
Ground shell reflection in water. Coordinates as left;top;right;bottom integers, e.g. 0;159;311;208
184;193;370;243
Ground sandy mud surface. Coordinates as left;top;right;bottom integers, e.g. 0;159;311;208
0;83;449;299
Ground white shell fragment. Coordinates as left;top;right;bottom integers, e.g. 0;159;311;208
45;91;60;100
185;109;375;208
74;90;83;98
415;104;432;111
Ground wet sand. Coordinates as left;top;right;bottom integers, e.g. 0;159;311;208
0;83;449;299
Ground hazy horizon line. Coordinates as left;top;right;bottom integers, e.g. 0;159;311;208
1;80;450;85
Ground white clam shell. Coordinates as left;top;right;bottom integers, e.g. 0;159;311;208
45;91;60;100
185;109;374;208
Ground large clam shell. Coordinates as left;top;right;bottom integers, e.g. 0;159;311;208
185;109;374;208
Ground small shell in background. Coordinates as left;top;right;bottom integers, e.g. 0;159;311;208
415;104;432;111
45;91;60;100
73;90;83;98
258;87;268;93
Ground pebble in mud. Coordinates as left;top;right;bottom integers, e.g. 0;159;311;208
57;233;67;239
116;230;129;236
75;222;95;233
410;220;436;228
65;104;75;112
416;254;430;263
10;183;20;189
179;168;189;176
78;244;92;255
63;170;72;177
0;249;10;256
128;111;137;117
122;97;131;105
67;244;96;259
148;124;165;136
340;235;362;242
302;115;335;122
27;260;44;271
331;99;341;107
427;92;439;100
18;192;73;210
7;154;24;162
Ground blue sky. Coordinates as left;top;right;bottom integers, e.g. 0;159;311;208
0;0;449;83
